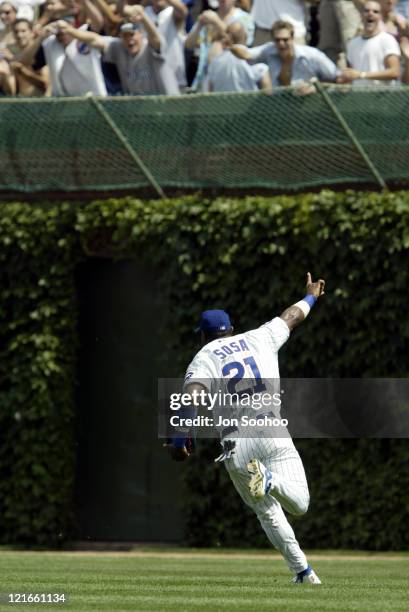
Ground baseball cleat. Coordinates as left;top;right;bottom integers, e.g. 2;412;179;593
292;565;322;584
247;459;272;498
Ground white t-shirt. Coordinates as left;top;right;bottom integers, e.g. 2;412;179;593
13;0;43;21
347;31;401;85
11;0;43;7
251;0;306;40
43;31;107;96
145;5;187;89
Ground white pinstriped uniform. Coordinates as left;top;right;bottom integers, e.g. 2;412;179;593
185;317;309;573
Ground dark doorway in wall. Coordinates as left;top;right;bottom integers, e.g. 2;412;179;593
75;259;184;542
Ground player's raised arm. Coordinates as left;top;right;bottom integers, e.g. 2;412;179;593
280;273;325;331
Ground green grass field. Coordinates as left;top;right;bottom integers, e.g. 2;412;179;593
0;550;408;611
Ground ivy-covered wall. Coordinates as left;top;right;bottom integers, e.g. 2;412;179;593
1;192;409;546
0;204;79;544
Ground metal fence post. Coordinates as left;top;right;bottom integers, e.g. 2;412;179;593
89;96;166;199
312;80;387;190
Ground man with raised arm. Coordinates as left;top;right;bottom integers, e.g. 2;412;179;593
143;0;188;91
232;20;338;87
15;16;107;96
167;273;325;584
208;21;272;92
337;0;401;85
52;4;180;95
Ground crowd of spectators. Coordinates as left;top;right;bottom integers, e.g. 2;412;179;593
1;0;409;96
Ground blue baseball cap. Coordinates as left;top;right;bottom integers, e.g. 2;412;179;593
196;309;232;333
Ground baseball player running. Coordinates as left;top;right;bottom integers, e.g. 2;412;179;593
167;273;325;584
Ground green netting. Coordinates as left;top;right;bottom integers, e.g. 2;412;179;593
330;88;409;183
0;86;408;194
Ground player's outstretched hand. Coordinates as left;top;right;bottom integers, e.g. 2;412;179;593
306;272;325;299
163;443;190;462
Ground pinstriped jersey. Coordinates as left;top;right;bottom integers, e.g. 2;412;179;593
185;317;290;386
184;317;291;437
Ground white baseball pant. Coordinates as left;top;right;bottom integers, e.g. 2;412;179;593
223;435;310;574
